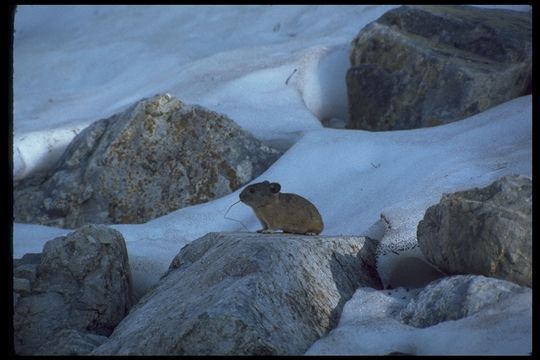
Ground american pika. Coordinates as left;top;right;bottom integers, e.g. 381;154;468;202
239;181;324;235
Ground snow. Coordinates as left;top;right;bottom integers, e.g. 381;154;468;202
14;4;399;177
306;287;532;355
13;5;532;355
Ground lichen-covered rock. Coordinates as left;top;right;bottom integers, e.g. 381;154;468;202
14;94;282;228
13;225;133;355
400;275;530;328
347;5;532;130
92;232;382;355
417;175;532;287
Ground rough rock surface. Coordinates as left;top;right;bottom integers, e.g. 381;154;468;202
93;232;382;355
14;94;282;228
305;275;531;355
347;5;532;130
13;225;133;355
417;175;532;287
400;275;530;328
35;329;109;355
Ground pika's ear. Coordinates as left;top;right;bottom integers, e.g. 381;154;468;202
269;182;281;193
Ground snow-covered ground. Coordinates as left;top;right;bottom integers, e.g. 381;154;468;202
306;286;532;355
13;5;532;355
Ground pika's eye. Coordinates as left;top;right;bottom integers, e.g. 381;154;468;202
249;188;255;193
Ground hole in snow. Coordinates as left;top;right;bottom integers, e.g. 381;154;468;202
386;257;445;289
296;45;350;128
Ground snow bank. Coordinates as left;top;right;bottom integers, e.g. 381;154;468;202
13;124;89;180
13;5;399;178
306;287;531;355
14;95;532;297
13;5;532;354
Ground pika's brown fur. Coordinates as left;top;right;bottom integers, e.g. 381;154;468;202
239;181;324;235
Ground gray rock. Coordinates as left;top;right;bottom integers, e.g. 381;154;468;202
14;94;282;228
13;225;133;355
306;277;531;355
347;5;531;130
13;277;32;295
417;175;532;287
35;329;108;355
400;275;530;328
93;232;382;355
13;252;42;267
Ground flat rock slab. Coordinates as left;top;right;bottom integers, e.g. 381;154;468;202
93;232;382;355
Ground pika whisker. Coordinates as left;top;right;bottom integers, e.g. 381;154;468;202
224;200;250;231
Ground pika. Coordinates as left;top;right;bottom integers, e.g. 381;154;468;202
239;181;324;235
